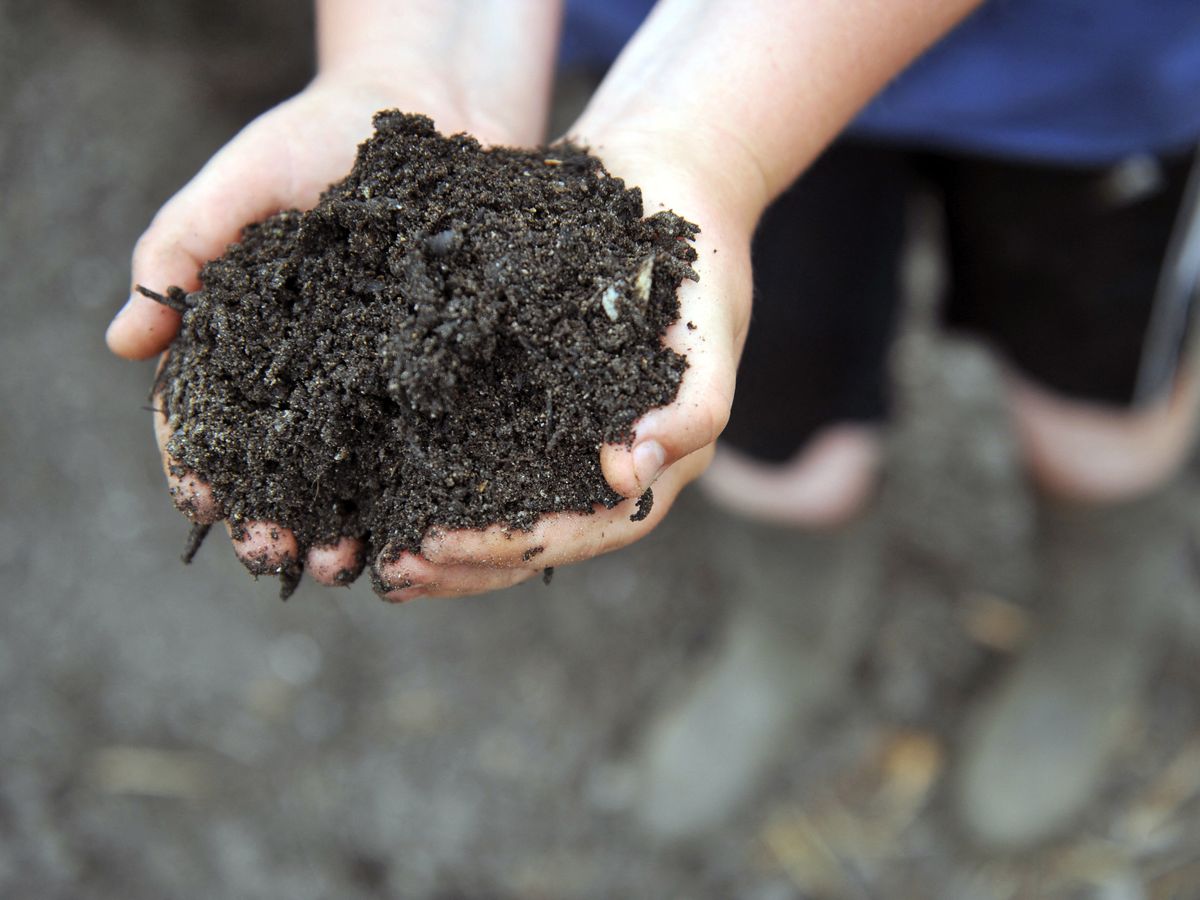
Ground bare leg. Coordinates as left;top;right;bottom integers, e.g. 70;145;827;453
956;365;1200;849
628;425;884;840
700;423;883;526
1008;364;1200;503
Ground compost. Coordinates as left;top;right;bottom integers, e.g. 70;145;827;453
151;111;698;595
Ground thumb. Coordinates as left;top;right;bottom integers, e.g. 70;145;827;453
106;120;299;360
600;219;750;500
601;327;737;499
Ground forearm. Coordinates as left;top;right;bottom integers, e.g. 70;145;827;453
317;0;564;143
571;0;982;225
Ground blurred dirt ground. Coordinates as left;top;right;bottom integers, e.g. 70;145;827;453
4;2;1200;897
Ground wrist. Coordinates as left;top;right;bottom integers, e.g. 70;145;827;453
569;114;770;237
316;0;561;147
306;67;527;147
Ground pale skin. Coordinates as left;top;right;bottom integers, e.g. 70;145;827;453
109;0;994;599
701;364;1200;532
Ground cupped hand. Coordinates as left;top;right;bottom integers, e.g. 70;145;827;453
118;77;754;599
376;139;755;601
115;73;529;587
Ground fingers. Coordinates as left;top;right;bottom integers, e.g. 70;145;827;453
107;78;397;360
403;220;742;588
153;394;221;524
306;537;366;587
421;445;712;573
107;118;302;360
601;272;741;499
549;146;753;501
601;345;733;498
162;466;222;525
227;520;300;576
155;389;312;583
373;550;537;603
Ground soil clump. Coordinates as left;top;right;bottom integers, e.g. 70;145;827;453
152;111;698;594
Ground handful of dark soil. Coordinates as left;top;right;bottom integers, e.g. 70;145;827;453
152;111;698;594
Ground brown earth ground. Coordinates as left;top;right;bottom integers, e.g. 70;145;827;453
3;2;1200;897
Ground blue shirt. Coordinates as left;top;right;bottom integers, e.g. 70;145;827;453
561;0;1200;163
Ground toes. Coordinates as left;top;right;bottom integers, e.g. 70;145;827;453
227;520;300;576
305;537;365;586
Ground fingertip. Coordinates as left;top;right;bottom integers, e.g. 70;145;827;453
601;436;670;498
306;537;365;586
601;351;733;498
378;584;426;604
228;520;300;575
104;297;135;355
105;295;179;360
167;468;222;524
154;409;222;524
371;549;430;602
632;439;666;493
620;362;732;486
600;442;641;499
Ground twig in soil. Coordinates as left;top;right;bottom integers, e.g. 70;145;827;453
135;284;189;314
181;522;211;564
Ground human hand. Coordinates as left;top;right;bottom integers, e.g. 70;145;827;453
111;73;532;588
375;134;755;600
306;0;981;599
114;66;756;601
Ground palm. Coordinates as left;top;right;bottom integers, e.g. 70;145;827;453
114;78;538;592
405;158;753;597
114;85;751;600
